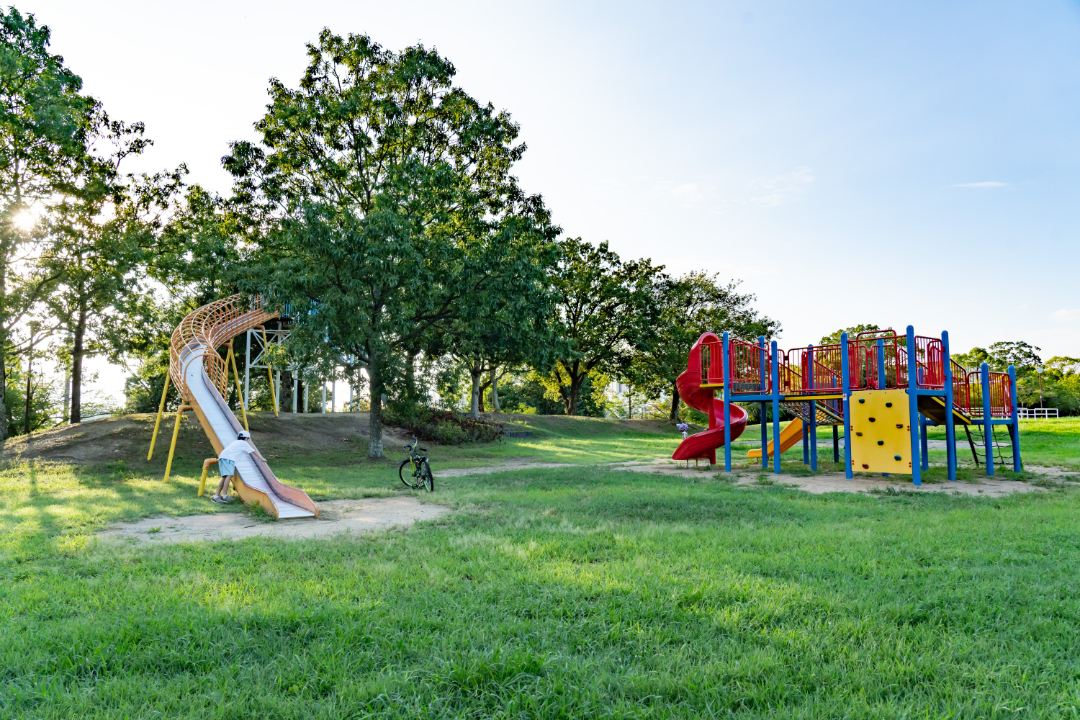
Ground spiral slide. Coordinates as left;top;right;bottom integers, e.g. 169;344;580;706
169;296;317;520
672;332;748;465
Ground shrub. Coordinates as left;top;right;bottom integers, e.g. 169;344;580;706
384;405;503;445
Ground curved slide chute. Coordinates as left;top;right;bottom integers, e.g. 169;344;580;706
672;332;748;465
170;295;317;519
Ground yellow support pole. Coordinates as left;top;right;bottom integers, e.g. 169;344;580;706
147;372;171;461
163;404;191;482
259;325;279;416
228;342;248;431
198;458;218;496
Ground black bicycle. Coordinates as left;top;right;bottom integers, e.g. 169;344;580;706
399;435;434;492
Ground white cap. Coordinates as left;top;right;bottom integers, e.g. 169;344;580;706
238;430;251;440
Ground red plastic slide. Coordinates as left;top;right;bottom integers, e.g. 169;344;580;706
672;332;748;465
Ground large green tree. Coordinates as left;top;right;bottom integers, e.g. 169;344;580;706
545;238;663;416
226;31;558;457
629;271;779;420
0;8;98;438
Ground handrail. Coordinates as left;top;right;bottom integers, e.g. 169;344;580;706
169;294;281;402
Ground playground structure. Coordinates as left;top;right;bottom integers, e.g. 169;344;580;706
672;327;1022;485
146;295;318;519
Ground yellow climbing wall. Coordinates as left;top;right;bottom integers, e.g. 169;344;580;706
849;389;912;474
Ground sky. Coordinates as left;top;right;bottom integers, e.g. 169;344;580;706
20;0;1080;404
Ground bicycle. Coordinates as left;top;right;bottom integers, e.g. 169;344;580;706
399;435;434;492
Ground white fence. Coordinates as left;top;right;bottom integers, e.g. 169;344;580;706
1017;407;1059;420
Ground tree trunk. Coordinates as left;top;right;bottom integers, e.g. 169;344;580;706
668;382;680;421
367;348;384;458
70;307;87;424
567;376;582;416
24;353;31;436
0;260;7;441
490;367;501;413
469;364;483;420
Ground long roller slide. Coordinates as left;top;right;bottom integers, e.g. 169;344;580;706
171;295;317;520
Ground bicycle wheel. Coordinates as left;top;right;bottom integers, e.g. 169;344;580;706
399;459;421;489
422;460;434;492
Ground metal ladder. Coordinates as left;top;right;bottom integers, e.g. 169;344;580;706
963;422;1012;468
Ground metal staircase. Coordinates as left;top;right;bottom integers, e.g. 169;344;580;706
781;400;844;426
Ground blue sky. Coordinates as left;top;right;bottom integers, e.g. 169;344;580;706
24;0;1080;400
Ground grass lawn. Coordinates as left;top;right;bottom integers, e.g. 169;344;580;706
2;417;1080;717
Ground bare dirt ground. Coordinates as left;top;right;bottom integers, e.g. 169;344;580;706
615;460;1065;497
99;496;450;545
439;461;577;477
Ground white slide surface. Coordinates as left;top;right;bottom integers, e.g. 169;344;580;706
180;339;315;519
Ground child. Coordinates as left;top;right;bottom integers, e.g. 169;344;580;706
677;422;689;440
212;430;255;504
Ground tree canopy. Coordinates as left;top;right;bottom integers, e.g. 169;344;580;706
226;30;559;456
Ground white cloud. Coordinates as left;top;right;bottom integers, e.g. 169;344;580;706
648;180;718;209
748;166;815;206
952;181;1008;188
1051;308;1080;323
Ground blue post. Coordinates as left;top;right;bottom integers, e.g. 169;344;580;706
808;344;818;471
722;332;732;472
876;338;886;388
841;332;853;478
771;340;781;474
760;336;768;469
942;330;957;482
920;416;929;471
802;418;809;464
1009;365;1021;472
906;326;921;486
981;362;994;477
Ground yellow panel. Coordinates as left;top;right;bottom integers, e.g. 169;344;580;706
849;389;912;474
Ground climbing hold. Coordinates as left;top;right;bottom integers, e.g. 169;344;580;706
869;417;876;422
856;432;863;436
861;463;869;469
885;402;893;408
894;455;902;461
877;440;884;446
858;398;865;404
896;424;903;429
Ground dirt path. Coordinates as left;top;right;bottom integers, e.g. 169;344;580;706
615;460;1057;497
438;462;577;477
99;496;450;545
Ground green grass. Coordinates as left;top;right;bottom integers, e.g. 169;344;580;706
3;418;1080;717
927;417;1080;470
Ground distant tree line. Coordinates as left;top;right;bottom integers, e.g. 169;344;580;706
0;10;777;455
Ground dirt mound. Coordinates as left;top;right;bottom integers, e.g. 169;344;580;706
0;411;413;466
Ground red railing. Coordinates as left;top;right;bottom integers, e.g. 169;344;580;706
854;331;903;389
700;337;723;386
966;370;1012;419
729;339;770;394
950;359;970;415
696;332;1011;420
